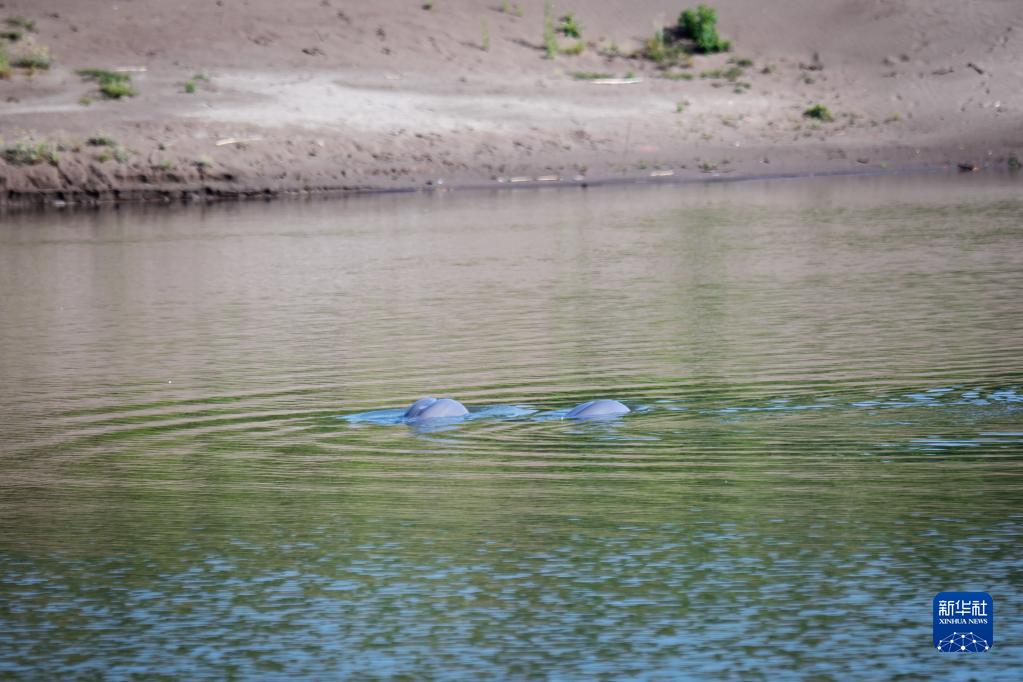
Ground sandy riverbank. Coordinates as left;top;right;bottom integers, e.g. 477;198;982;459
1;0;1021;208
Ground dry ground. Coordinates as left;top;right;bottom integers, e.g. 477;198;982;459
1;0;1021;206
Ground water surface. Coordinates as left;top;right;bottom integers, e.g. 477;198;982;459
1;174;1022;679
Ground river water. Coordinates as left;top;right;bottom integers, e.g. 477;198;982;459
1;174;1021;679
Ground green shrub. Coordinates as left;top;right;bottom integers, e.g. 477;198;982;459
678;5;729;53
0;46;9;79
184;80;196;94
78;68;137;98
1;30;22;41
803;104;834;122
558;13;582;39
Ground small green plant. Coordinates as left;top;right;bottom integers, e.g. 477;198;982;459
560;40;584;56
543;2;558;58
78;69;137;98
678;5;730;53
730;56;753;67
558;13;582;39
184;80;196;93
481;20;490;51
157;159;174;170
662;71;694;80
1;30;22;41
599;40;620;57
676;100;688;113
78;95;93;106
5;17;36;32
0;46;9;79
12;44;50;69
422;1;433;10
112;146;132;163
571;71;613;80
803;104;834;122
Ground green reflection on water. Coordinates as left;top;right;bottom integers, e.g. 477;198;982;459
1;174;1022;679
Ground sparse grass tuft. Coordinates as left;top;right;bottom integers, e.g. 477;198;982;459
803;104;834;122
661;71;694;81
571;71;613;80
481;20;490;51
3;137;59;166
5;17;36;32
678;5;730;53
78;69;137;98
558;13;582;39
1;30;22;41
560;40;584;56
12;44;50;70
86;134;117;147
543;2;558;59
723;65;743;81
421;2;433;10
0;46;9;79
184;80;196;94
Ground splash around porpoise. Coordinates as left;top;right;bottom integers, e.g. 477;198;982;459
343;397;632;426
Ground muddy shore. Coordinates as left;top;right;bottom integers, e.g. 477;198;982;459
1;0;1021;209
